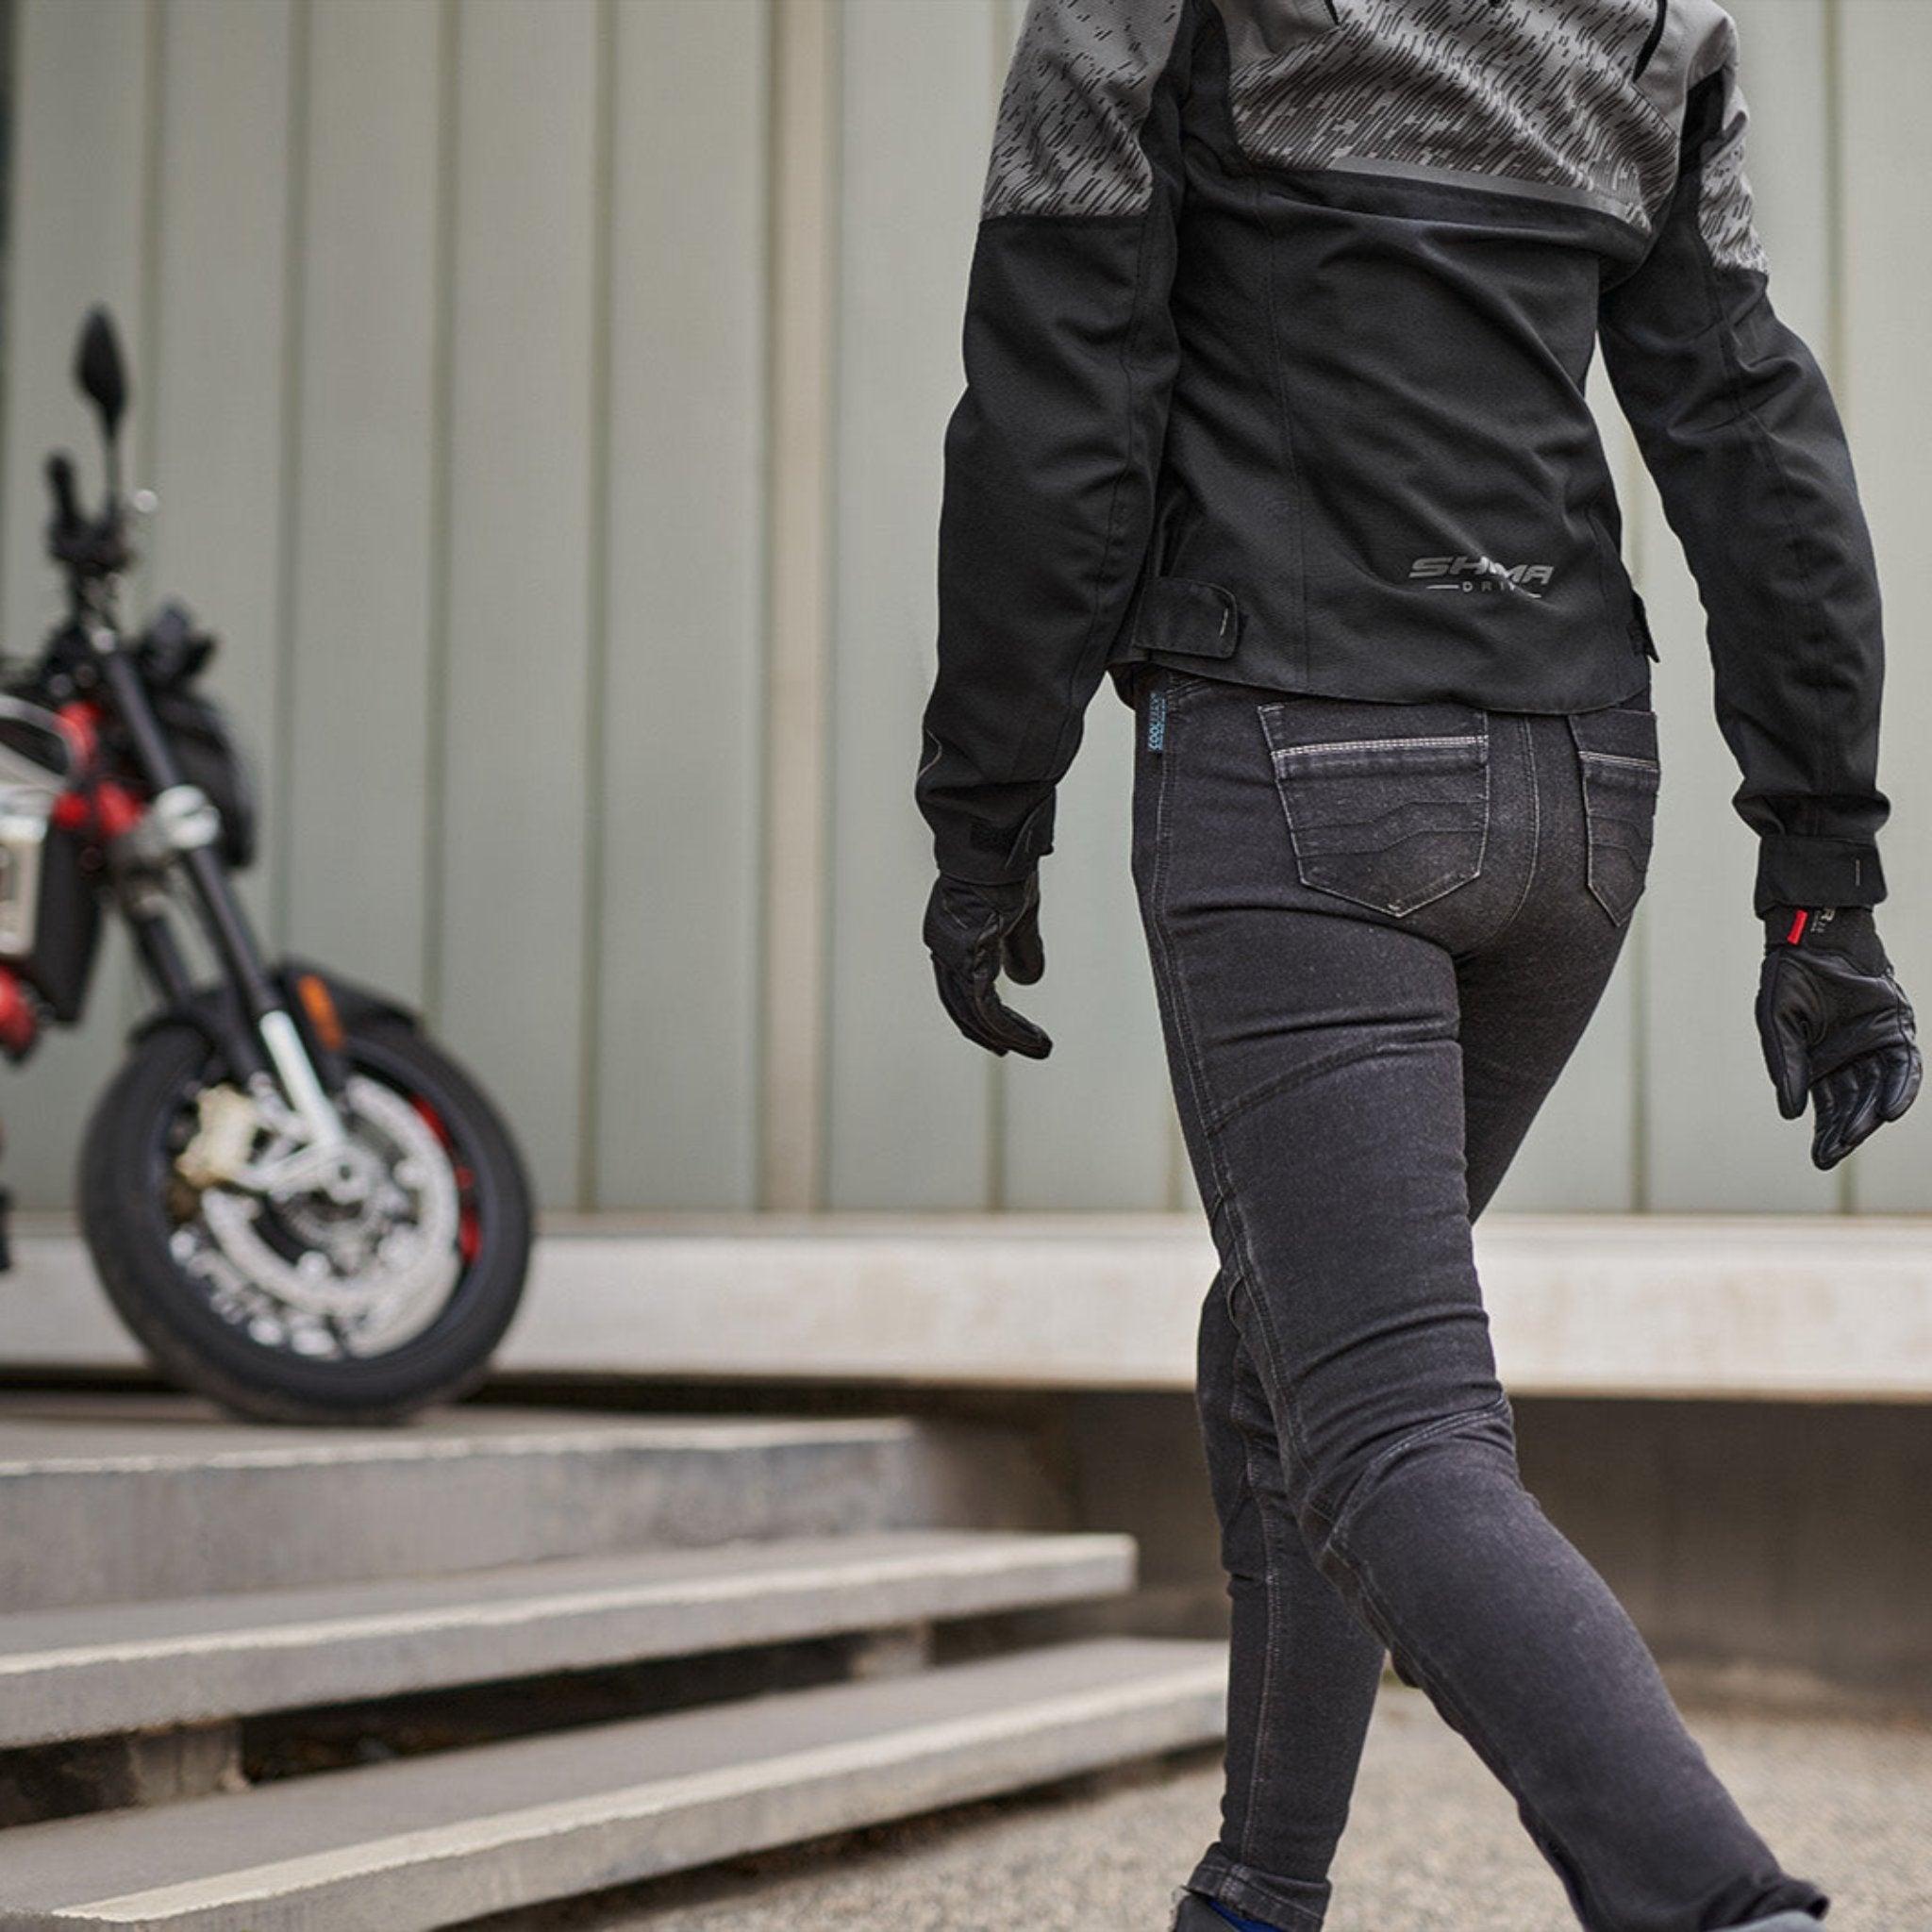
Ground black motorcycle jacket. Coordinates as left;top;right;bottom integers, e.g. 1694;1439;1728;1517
917;0;1889;917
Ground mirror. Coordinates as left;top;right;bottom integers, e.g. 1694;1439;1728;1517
75;307;127;441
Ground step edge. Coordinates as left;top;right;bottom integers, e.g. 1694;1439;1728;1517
0;1522;1136;1645
0;1538;1141;1745
0;1415;926;1481
35;1647;1229;1928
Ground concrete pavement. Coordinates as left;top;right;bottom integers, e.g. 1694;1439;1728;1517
475;1686;1932;1932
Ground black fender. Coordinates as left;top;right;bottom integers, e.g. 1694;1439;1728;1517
127;958;420;1094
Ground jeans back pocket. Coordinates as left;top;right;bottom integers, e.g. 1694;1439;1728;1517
1569;706;1659;925
1259;699;1490;917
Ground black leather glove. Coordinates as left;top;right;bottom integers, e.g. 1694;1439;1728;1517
923;874;1052;1059
1757;907;1921;1169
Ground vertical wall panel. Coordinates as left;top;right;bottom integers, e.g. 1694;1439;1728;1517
824;0;1002;1208
1634;498;1829;1208
144;0;294;935
437;0;601;1206
1729;0;1834;352
1835;0;1932;1211
1636;0;1839;1211
594;0;767;1208
282;0;444;1008
0;0;154;1208
999;698;1176;1210
759;0;836;1208
1;1;153;635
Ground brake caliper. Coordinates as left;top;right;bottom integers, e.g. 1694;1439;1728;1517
175;1084;263;1191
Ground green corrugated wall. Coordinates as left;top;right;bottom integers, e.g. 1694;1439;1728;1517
1;0;1924;1218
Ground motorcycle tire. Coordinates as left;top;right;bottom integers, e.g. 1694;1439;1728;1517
79;1010;532;1425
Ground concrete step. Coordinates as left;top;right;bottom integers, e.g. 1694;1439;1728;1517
0;1398;1060;1611
0;1529;1137;1747
0;1636;1227;1932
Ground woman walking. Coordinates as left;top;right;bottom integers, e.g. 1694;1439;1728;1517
918;3;1920;1928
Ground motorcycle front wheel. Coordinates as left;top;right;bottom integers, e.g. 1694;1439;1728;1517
79;1010;532;1424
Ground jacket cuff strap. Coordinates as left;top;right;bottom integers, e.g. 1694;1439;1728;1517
1753;835;1886;917
934;795;1056;887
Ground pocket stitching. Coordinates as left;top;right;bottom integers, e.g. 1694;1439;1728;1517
1263;711;1491;920
1276;733;1487;760
1576;750;1657;925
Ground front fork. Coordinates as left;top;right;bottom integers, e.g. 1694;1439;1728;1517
97;645;346;1162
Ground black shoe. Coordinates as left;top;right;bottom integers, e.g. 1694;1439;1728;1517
1171;1896;1233;1932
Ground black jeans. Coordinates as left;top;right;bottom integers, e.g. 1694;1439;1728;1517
1130;670;1824;1932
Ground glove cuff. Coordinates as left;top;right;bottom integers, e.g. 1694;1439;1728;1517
938;872;1036;918
1762;906;1887;973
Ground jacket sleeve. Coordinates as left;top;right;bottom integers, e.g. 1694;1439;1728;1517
1599;26;1888;915
916;0;1192;886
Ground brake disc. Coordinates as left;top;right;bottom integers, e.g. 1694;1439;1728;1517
174;1074;463;1357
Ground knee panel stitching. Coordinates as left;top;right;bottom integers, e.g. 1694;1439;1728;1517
1324;1392;1516;1548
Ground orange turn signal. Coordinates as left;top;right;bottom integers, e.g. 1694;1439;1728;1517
295;973;346;1055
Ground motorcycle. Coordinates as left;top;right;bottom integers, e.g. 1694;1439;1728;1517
0;308;532;1424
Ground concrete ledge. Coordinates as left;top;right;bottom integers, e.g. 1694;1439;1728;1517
7;1215;1932;1401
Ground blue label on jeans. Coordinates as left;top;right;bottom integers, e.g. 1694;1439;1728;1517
1148;685;1167;752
